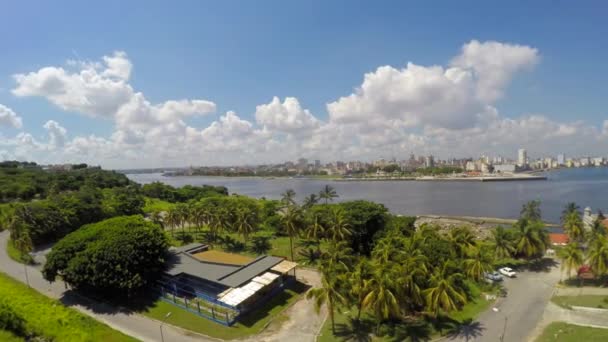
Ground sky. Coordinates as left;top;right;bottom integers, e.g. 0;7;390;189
1;0;607;168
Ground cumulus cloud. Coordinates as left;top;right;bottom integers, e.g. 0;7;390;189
4;42;607;167
0;104;23;128
255;97;320;133
43;120;67;148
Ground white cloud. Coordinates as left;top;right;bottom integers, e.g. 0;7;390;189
43;120;67;148
4;42;607;168
0;104;23;128
255;97;320;133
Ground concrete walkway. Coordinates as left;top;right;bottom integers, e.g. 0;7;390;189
0;230;325;342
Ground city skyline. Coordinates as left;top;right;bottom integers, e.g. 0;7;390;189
1;2;608;168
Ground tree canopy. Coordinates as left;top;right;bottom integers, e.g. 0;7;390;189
42;215;168;297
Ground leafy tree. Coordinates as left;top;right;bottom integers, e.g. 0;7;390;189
339;200;387;255
447;226;476;258
327;207;351;242
557;243;583;281
462;244;494;282
306;266;347;334
13;230;33;287
302;193;319;209
319;185;338;205
348;259;373;321
515;220;549;259
305;214;325;254
233;207;257;242
561;202;580;222
563;210;584;242
0;300;26;337
42;216;168;297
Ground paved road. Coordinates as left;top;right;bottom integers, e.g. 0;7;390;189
447;261;561;342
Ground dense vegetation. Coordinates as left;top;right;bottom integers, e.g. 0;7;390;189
141;181;227;202
43;216;169;297
0;161;131;202
5;186;144;245
0;271;135;341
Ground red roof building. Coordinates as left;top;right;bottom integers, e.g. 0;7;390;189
549;233;569;246
603;219;608;230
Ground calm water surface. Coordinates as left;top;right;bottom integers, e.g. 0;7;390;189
127;168;608;223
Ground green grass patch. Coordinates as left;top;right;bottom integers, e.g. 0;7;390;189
536;321;608;341
141;281;308;340
0;330;23;342
0;272;136;342
552;295;608;309
142;197;176;213
5;239;34;265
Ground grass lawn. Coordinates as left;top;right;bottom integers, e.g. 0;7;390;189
0;272;136;342
552;295;608;309
6;239;34;264
0;330;23;342
142;197;176;213
536;321;608;341
141;281;308;340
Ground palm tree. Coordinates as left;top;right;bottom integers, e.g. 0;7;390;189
396;252;427;313
515;220;549;259
13;230;33;287
561;202;580;222
587;235;608;278
557;242;583;281
520;200;542;222
462;245;494;282
281;205;303;261
305;214;325;254
306;267;347;334
319;185;338;205
448;226;476;257
166;209;180;237
302;194;319;209
563;211;584;242
362;265;400;333
327;208;351;242
491;226;515;259
423;262;467;317
233;208;256;242
150;210;165;230
348;259;373;321
281;189;297;207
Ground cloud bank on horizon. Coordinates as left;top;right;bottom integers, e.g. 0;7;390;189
1;40;607;168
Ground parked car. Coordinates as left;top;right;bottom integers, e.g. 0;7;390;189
499;267;516;278
484;271;503;282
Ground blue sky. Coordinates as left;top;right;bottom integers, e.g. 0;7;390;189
1;1;607;167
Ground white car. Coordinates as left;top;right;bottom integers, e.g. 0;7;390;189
499;267;516;278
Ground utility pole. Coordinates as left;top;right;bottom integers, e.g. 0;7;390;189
160;312;172;342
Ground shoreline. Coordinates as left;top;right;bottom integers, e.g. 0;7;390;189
159;174;548;182
416;214;560;227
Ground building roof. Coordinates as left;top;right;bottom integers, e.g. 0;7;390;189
165;250;284;288
549;233;569;245
172;243;207;254
216;256;283;288
603;219;608;229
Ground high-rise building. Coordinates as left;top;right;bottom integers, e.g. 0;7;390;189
424;155;435;168
297;158;308;170
557;154;565;166
314;160;321;169
517;148;527;167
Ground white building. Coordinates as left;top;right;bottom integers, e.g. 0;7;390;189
517;148;527;167
557;154;565;166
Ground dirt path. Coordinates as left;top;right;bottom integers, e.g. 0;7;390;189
240;268;326;342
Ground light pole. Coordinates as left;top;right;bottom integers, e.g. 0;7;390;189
160;312;172;342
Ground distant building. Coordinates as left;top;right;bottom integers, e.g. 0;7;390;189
297;158;308;170
549;233;569;246
314;160;321;169
583;207;598;231
517;148;527;167
424;155;434;168
557;154;565;166
493;164;517;173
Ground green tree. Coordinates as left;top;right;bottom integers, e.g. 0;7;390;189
348;259;373;321
302;193;319;209
319;185;338;205
281;205;303;261
327;208;351;242
557;242;583;281
13;230;33;287
233;207;257;242
563;210;584;242
306;267;347;335
362;265;400;333
423;261;467;317
490;226;516;259
447;226;476;258
587;235;608;278
305;214;325;254
462;244;494;282
42;216;168;298
561;202;580;222
515;220;549;259
520;200;542;222
281;189;296;207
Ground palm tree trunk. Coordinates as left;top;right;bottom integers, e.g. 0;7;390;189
289;235;295;261
356;298;363;321
329;298;335;334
